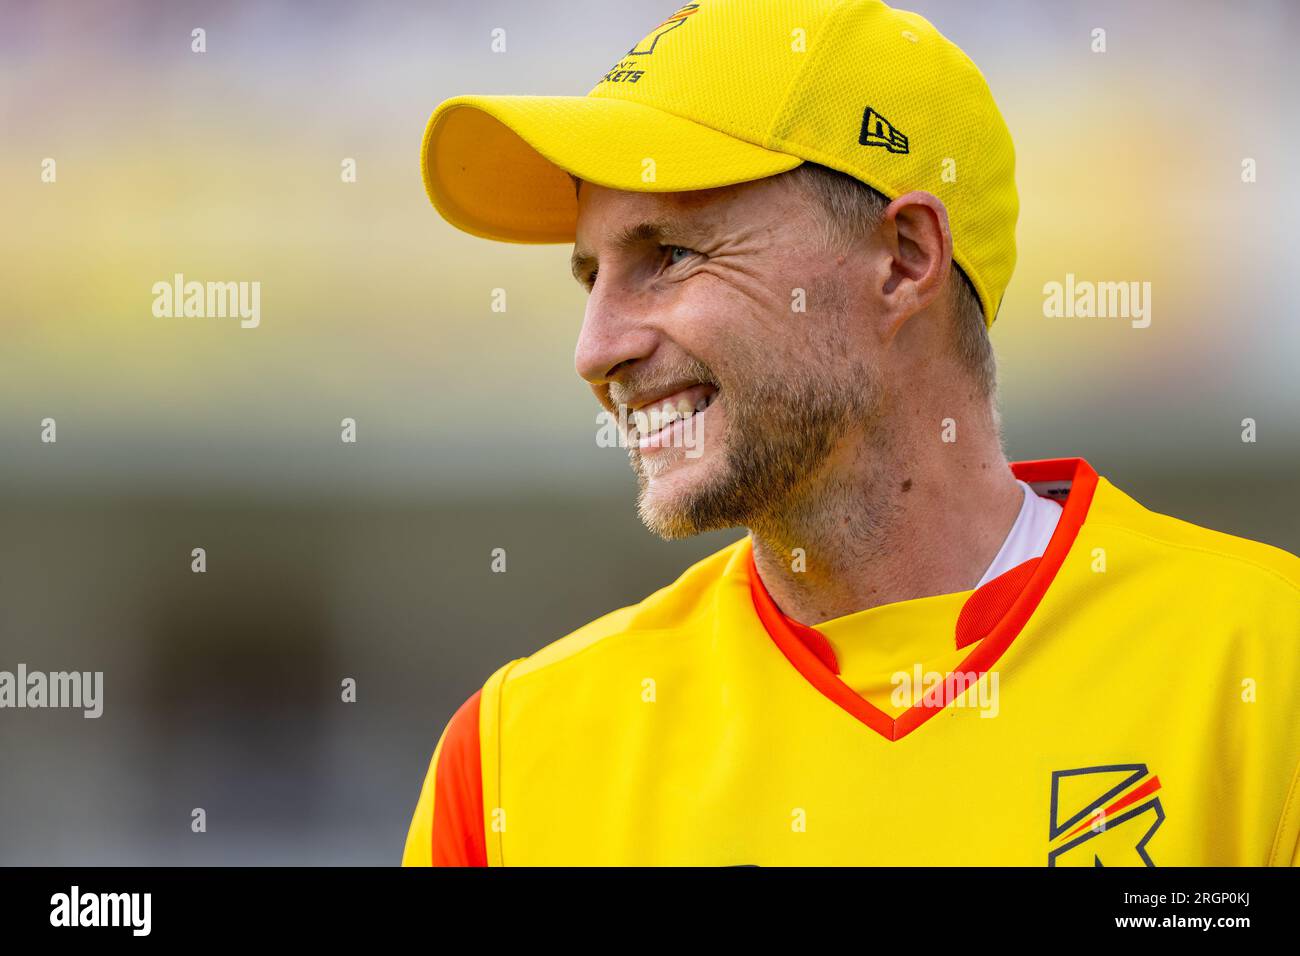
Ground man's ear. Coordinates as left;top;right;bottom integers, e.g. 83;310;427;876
872;190;953;341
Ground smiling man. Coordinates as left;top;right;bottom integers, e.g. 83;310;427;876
404;0;1300;866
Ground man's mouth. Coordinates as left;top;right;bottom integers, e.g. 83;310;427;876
625;383;719;446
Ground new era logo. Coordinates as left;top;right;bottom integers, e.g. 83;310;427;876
859;106;909;154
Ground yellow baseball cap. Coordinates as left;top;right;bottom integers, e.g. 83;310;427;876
421;0;1018;325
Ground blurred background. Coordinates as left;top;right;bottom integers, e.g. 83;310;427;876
1;0;1297;864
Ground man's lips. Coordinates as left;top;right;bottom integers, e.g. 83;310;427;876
619;382;719;445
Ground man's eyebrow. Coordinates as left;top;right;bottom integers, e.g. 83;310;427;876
570;217;710;285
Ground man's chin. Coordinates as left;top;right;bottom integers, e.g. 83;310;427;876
637;498;712;540
633;455;740;540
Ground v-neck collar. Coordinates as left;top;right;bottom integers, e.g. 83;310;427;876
747;458;1099;742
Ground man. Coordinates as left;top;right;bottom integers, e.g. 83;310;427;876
404;0;1300;866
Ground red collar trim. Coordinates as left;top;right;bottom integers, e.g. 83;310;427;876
747;458;1099;742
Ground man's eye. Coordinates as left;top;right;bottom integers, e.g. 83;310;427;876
666;245;694;265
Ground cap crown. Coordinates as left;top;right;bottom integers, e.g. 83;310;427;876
589;0;1018;323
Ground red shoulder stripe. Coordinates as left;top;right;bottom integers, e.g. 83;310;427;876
431;690;488;867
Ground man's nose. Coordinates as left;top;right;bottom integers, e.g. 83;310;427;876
574;280;660;386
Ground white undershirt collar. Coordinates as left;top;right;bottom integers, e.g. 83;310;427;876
975;479;1064;588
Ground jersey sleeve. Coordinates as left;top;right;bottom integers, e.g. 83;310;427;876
401;689;488;867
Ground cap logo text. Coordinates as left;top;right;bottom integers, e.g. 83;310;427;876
858;106;909;154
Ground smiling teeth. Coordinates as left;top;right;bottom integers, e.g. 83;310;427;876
630;392;715;437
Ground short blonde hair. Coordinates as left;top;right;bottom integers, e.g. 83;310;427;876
784;162;997;397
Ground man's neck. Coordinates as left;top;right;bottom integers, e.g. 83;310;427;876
747;439;1024;627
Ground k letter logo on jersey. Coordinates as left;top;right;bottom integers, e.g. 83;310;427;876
858;106;909;153
1048;764;1165;867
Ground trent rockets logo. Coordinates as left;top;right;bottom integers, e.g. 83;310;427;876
1048;764;1164;866
628;4;699;55
602;4;699;85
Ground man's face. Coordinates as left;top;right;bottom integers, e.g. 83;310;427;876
571;173;884;539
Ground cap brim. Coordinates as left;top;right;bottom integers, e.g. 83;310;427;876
421;94;804;244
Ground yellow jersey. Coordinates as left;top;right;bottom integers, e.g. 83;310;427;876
403;458;1300;866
